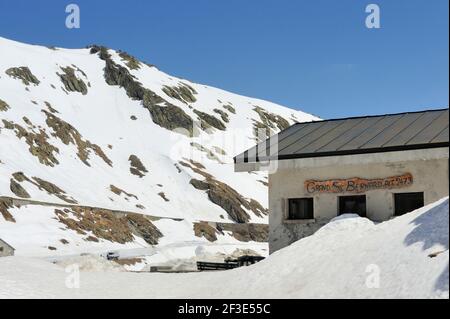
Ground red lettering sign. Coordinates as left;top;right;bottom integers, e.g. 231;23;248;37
305;173;413;194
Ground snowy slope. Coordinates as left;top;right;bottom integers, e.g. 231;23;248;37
0;197;447;299
0;36;318;257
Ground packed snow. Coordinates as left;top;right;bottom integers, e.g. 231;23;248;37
0;197;447;299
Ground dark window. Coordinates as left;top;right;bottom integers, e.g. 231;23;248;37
394;192;424;216
339;195;367;217
288;198;314;220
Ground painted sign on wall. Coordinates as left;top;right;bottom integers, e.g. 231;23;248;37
305;173;413;194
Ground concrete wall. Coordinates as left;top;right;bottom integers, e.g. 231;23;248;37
268;148;449;253
0;240;14;257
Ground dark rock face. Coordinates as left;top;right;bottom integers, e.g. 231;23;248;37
158;192;169;202
0;98;9;112
43;110;112;167
57;66;88;95
5;67;40;86
126;213;163;245
213;109;230;123
253;106;290;140
222;103;236;114
189;179;210;190
129;154;148;178
54;207;162;245
190;176;267;223
183;159;268;223
32;177;78;204
0;198;16;222
110;185;138;200
144;96;194;136
55;207;134;244
193;222;219;242
92;46;194;136
194;109;226;131
162;83;197;104
10;179;30;198
2;118;60;167
217;223;268;242
10;171;77;204
118;51;142;70
193;221;268;243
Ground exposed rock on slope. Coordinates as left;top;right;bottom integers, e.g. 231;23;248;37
184;160;268;223
44;110;112;167
128;155;148;178
5;66;40;86
0;36;318;256
0;198;15;222
0;98;9;112
57;66;88;95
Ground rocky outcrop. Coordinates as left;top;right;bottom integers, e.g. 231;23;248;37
162;83;197;104
54;207;163;245
33;177;77;204
253;105;290;140
222;103;236;114
9;179;30;198
110;185;138;200
183;161;268;223
128;154;148;178
55;207;134;244
193;221;268;243
118;51;142;70
91;46;194;136
190;142;223;163
194;109;226;131
126;213;163;245
2;119;60;167
0;98;9;112
194;222;219;242
10;172;77;204
213;109;230;123
5;66;40;86
57;66;88;95
43;110;112;167
157;192;169;202
217;223;268;242
145;97;194;136
0;198;15;222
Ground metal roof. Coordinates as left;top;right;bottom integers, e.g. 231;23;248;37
235;108;449;163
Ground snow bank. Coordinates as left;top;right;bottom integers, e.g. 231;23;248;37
0;197;448;298
54;255;124;272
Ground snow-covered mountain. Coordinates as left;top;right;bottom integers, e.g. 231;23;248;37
0;36;318;259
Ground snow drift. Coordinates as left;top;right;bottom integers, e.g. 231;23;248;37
0;197;448;299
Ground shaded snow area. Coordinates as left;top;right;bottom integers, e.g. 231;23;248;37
1;197;448;299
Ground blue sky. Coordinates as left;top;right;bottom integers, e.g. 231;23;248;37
0;0;448;119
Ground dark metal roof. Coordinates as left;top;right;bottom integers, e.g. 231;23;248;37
235;108;449;163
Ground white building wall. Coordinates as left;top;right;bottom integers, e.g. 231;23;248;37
268;148;449;253
0;240;15;257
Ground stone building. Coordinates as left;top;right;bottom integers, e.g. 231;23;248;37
235;109;449;253
0;238;15;257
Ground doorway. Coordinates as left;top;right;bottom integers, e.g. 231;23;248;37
339;195;367;217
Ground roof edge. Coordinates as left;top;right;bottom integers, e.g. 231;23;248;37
235;142;449;164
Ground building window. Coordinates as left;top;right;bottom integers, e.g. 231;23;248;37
394;192;424;216
339;195;367;217
288;198;314;220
